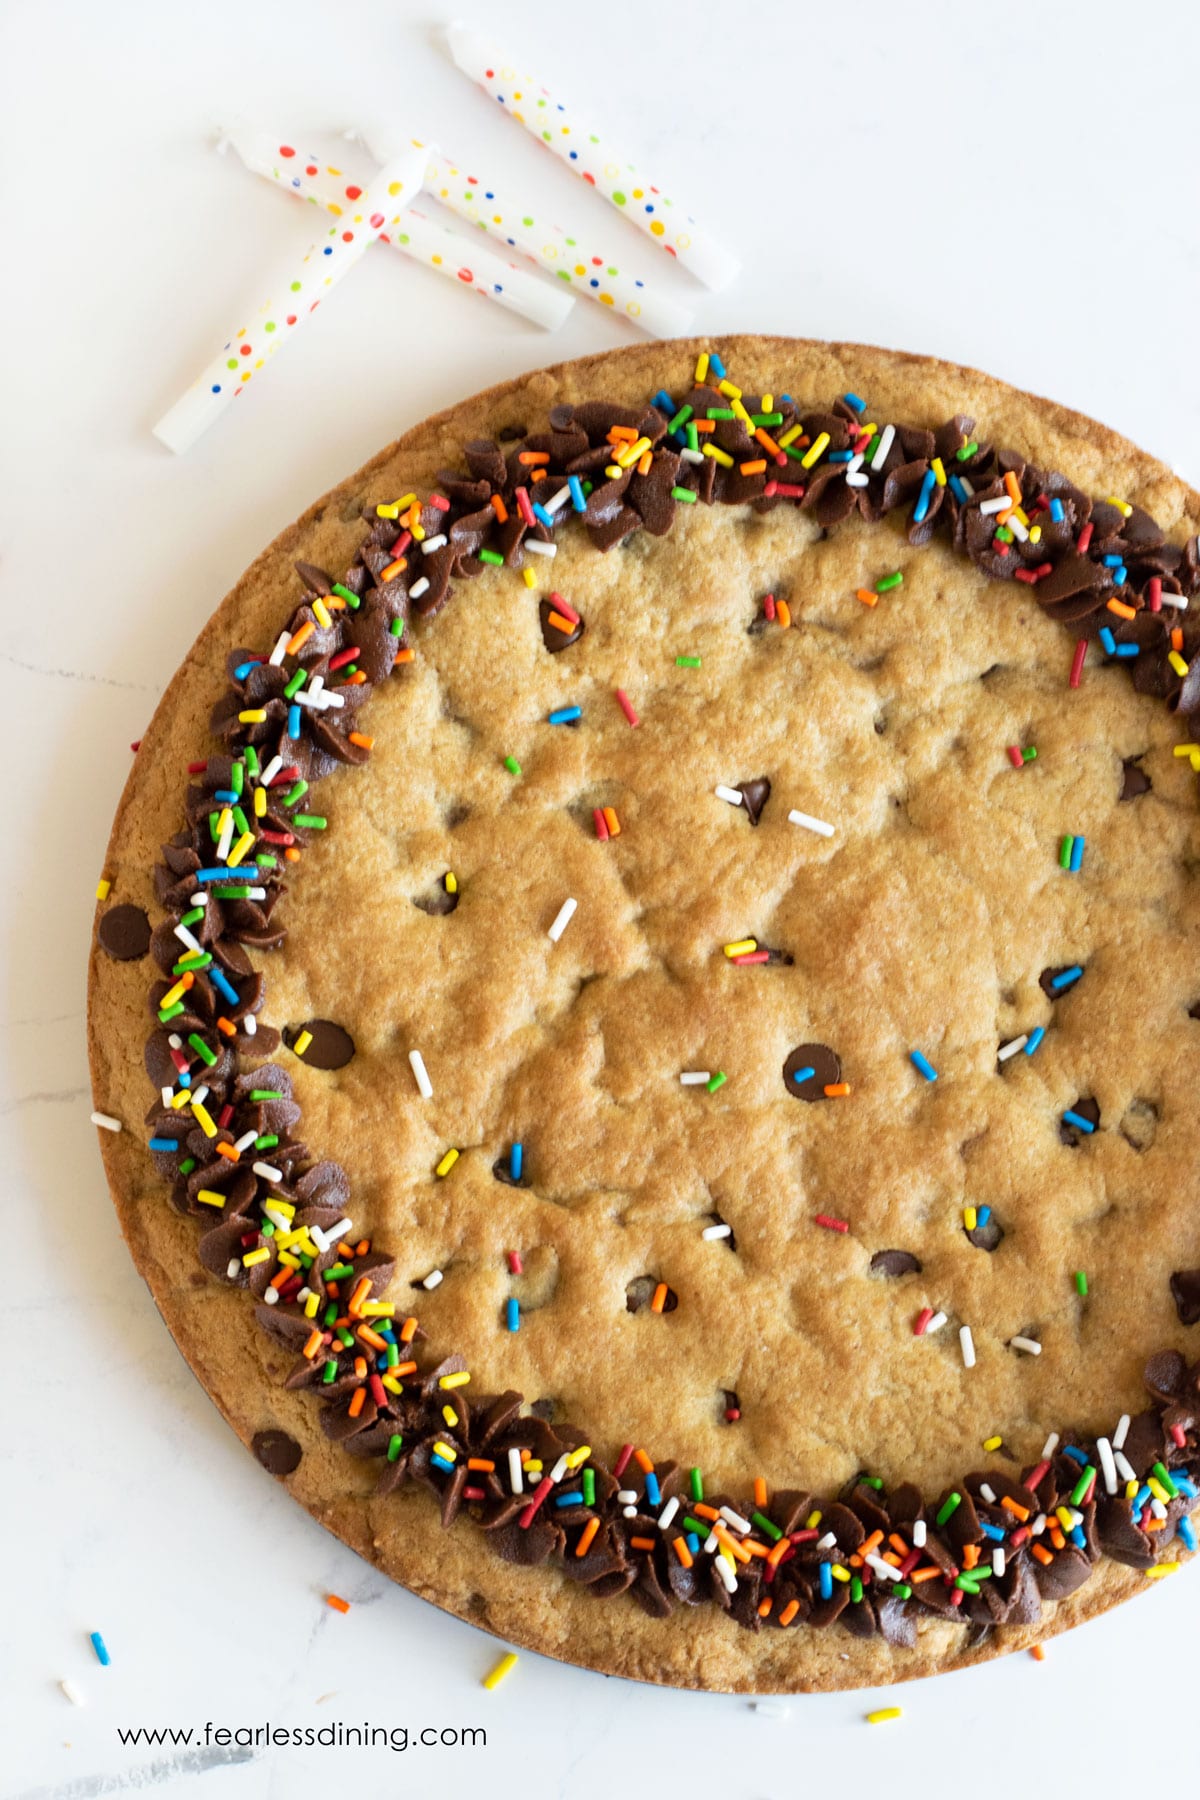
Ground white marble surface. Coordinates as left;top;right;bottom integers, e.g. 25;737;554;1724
4;1;1199;1794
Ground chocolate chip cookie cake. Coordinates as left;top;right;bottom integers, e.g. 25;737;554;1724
88;336;1200;1693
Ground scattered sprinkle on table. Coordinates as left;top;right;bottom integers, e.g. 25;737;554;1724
326;1593;350;1613
482;1651;519;1691
867;1706;903;1725
89;1632;111;1666
60;1679;87;1707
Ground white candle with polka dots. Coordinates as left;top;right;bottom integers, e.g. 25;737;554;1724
446;23;739;291
153;142;429;454
217;124;574;334
417;150;693;340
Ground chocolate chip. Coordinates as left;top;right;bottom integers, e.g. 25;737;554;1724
97;903;152;961
737;777;771;825
1040;964;1085;999
1170;1269;1200;1327
294;560;333;596
869;1249;923;1278
538;598;584;652
493;1154;528;1188
625;1276;678;1314
783;1043;841;1100
722;1388;741;1422
1059;1096;1100;1144
251;1429;302;1475
965;1215;1005;1252
1119;1097;1158;1152
284;1019;355;1070
1120;756;1152;800
414;876;459;916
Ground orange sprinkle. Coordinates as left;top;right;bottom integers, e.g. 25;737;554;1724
1001;1496;1031;1522
348;1277;372;1317
860;1530;883;1556
607;425;638;442
739;459;767;476
693;418;716;434
1049;1526;1066;1550
1171;626;1184;651
216;1017;237;1039
888;1533;908;1555
393;648;414;664
268;1268;291;1291
602;806;621;839
393;1361;418;1378
1106;597;1137;619
284;847;301;863
1031;1543;1055;1566
530;467;547;484
348;731;374;750
856;588;879;606
1030;1644;1046;1662
779;1599;801;1626
767;1536;791;1569
352;1355;367;1380
634;1449;655;1475
356;1324;387;1351
576;1516;601;1558
400;1316;418;1343
347;1388;366;1418
214;1140;239;1161
302;1328;323;1359
287;621;315;654
755;427;782;457
910;1566;943;1584
467;1458;496;1472
673;1537;695;1569
1004;471;1022;506
714;1527;751;1565
547;610;576;635
824;1082;851;1097
757;1597;773;1617
326;1594;351;1613
326;593;346;610
693;1503;720;1522
742;1538;770;1560
629;1536;656;1552
490;495;509;523
753;1477;768;1510
1145;1516;1167;1532
381;557;407;581
637;451;653;476
650;1281;668;1313
776;599;792;628
962;1543;980;1570
519;450;550;465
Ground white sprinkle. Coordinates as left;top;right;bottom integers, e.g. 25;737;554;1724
408;1049;433;1099
244;1015;257;1037
846;453;865;474
543;485;572;515
263;1205;291;1230
713;1552;738;1594
1031;1513;1047;1536
617;1490;639;1505
408;576;430;600
912;1519;927;1548
215;813;234;862
870;423;895;472
91;1111;122;1133
159;1087;173;1108
714;784;744;807
979;494;1011;516
188;891;206;908
866;1552;900;1582
269;630;290;666
1115;1450;1138;1484
1041;1432;1060;1460
549;1453;570;1485
980;1483;997;1504
1151;1496;1169;1520
788;808;835;838
992;1547;1006;1578
263;1287;279;1306
174;923;203;955
524;538;556;557
752;1701;791;1719
959;1325;976;1368
226;1258;240;1279
190;1085;210;1109
422;1269;444;1291
816;1531;838;1551
658;1496;680;1532
307;674;325;701
260;754;284;787
958;476;976;498
622;1504;638;1520
925;1310;948;1334
1006;514;1029;543
845;472;869;487
234;1130;257;1154
702;1223;732;1241
508;1447;524;1495
252;1161;282;1182
679;1071;711;1085
547;897;577;942
168;1033;183;1049
1113;1413;1131;1451
59;1679;86;1707
239;887;268;901
1097;1437;1118;1494
1010;1335;1042;1356
420;532;448;555
720;1505;752;1535
1161;592;1188;610
997;1034;1029;1062
679;447;704;464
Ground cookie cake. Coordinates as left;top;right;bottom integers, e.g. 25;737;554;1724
88;336;1200;1693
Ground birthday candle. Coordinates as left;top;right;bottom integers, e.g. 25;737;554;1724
446;23;739;291
413;148;693;339
153;142;429;453
217;124;574;334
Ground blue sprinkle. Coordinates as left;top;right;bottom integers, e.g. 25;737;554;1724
1173;1475;1198;1498
1051;966;1084;991
843;392;866;413
568;475;586;513
1115;643;1139;658
148;1136;180;1153
791;1066;816;1085
510;1142;523;1181
1062;1445;1089;1465
213;788;238;804
977;1206;992;1227
909;1050;938;1083
1178;1516;1198;1553
1070;1525;1087;1549
950;475;970;503
548;705;582;725
1050;498;1065;522
1069;835;1085;873
178;1071;191;1088
288;703;301;739
233;662;256;681
1024;1026;1045;1056
912;467;937;525
195;866;261;883
506;1297;520;1333
653;389;674;414
827;450;853;463
89;1632;111;1667
686;1532;701;1555
210;966;240;1007
1102;554;1123;567
554;1491;583;1507
709;352;726;379
430;1453;454;1473
1099;626;1117;654
819;1562;833;1601
1134;1484;1151;1512
1062;1109;1096;1134
532;503;554;530
979;1520;1006;1541
645;1471;661;1508
1113;565;1127;586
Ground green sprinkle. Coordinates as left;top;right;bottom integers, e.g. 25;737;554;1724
1070;1468;1095;1507
582;1468;596;1507
172;954;211;975
261;1221;275;1239
331;582;360;610
255;1134;279;1150
850;1576;864;1604
230;761;244;797
157;1002;184;1024
249;1089;281;1101
284;669;306;699
504;755;522;776
323;1301;338;1327
706;407;735;420
861;1476;884;1491
994;525;1014;544
385;1342;399;1369
750;412;784;427
1075;1269;1088;1296
956;441;979;461
667;405;693;432
322;1359;338;1385
670;486;697;503
180;906;205;928
292;814;327;829
752;1511;783;1542
936;1492;962;1527
875;571;904;592
705;1071;727;1094
245;746;260;778
282;780;308;808
179;1157;196;1176
324;1263;354;1280
683;1515;710;1538
685;422;699;452
676;655;702;668
690;1467;704;1502
187;1033;218;1067
387;1433;404;1462
1153;1462;1179;1498
258;853;277;869
389;616;406;637
1060;835;1075;870
1022;746;1038;762
478;548;504;566
337;1327;354;1348
232;806;250;837
955;1575;982;1593
893;1582;912;1600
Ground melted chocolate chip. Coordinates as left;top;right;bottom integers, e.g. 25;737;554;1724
783;1043;841;1100
492;1154;528;1188
413;876;460;916
97;903;152;961
737;777;771;825
1170;1269;1200;1327
1039;965;1084;999
251;1428;302;1475
284;1019;356;1070
538;598;584;652
869;1249;923;1278
1120;756;1152;800
1059;1096;1100;1144
626;1276;678;1314
965;1215;1005;1252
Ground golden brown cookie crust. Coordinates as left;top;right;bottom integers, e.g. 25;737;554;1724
88;337;1200;1692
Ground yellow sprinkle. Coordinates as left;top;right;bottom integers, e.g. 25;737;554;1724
983;1435;1003;1453
436;1147;460;1178
312;598;333;629
439;1370;471;1389
723;938;757;958
382;1374;404;1394
1145;1562;1181;1579
442;1405;459;1428
253;787;267;817
522;568;536;588
694;352;709;384
830;1564;851;1583
1147;1477;1170;1504
1106;495;1133;519
731;398;753;427
95;877;111;901
161;977;188;1008
171;1089;192;1111
226;831;256;868
931;457;946;487
1168;652;1189;678
800;431;831;469
867;1707;903;1725
761;394;773;412
616;435;651;469
806;1510;823;1529
410;521;425;542
1191;751;1200;773
360;1300;395;1317
304;1292;320;1318
376;502;400;519
963;1206;978;1231
1029;525;1042;544
718;379;742;399
196;1189;225;1208
1056;1505;1076;1530
242;1247;270;1267
482;1651;519;1691
1125;1479;1139;1499
237;709;267;725
276;1250;301;1270
1173;744;1200;756
445;872;458;894
605;464;623;479
432;1440;457;1462
566;1444;592;1469
293;1029;313;1058
777;423;803;449
217;806;233;837
191;1103;217;1138
702;443;734;468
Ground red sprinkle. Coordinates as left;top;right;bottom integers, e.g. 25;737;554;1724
369;1373;386;1407
463;1485;486;1502
593;807;610;841
130;740;141;753
1069;639;1087;689
732;950;770;965
763;593;777;622
790;1528;820;1543
1007;746;1024;768
187;760;209;775
549;592;580;626
518;1475;554;1529
1171;1422;1187;1448
515;486;536;528
913;1307;934;1336
613;1443;635;1480
1149;577;1163;614
814;1214;849;1233
217;1104;234;1129
428;493;450;513
507;1251;523;1275
615;688;640;728
1024;1459;1050;1493
328;646;361;671
1077;521;1094;554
